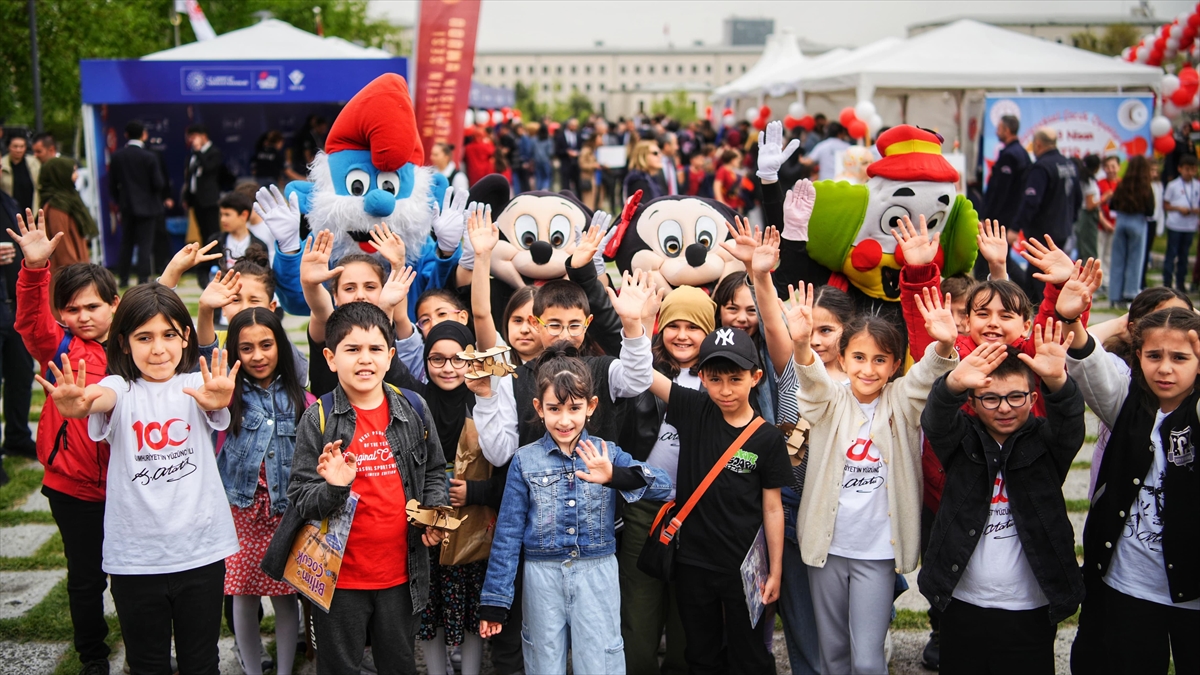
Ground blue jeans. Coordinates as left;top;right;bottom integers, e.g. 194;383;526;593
1110;212;1148;302
779;537;821;675
1164;230;1196;289
522;556;624;675
534;162;552;190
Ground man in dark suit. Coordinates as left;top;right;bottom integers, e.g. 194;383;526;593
183;124;224;252
109;121;166;286
976;114;1031;280
555;117;581;193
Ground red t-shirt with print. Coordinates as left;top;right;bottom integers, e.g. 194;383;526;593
337;401;409;590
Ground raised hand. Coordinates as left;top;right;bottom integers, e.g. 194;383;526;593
782;180;816;241
1021;235;1075;285
299;230;343;288
915;287;959;354
570;214;609;271
378;266;416;314
316;440;356;487
1055;258;1102;321
368;223;407;267
1017;320;1068;388
783;282;815;345
34;357;101;419
891;214;941;268
574;439;614;484
253;185;302;253
752;226;782;275
720;215;761;267
466;203;499;257
459;202;493;271
584;210;614;275
182;348;241;411
976;219;1009;268
199;269;242;311
605;269;657;335
7;208;61;269
756;120;801;183
946;342;1009;393
160;241;223;287
432;187;470;254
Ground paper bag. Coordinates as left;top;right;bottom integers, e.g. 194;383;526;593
441;420;496;566
283;491;360;612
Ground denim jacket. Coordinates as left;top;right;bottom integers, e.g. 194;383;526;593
216;380;306;515
479;431;671;612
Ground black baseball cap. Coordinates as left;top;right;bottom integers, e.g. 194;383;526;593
697;327;760;371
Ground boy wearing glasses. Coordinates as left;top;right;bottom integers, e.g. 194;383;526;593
917;339;1086;675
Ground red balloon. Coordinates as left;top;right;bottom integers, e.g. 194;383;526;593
839;107;858;128
753;117;768;131
705;106;713;120
722;107;734;117
1181;66;1199;87
759;105;771;118
783;115;800;130
1172;86;1194;106
848;119;868;139
1155;134;1177;155
1190;12;1200;28
798;115;816;131
1124;136;1149;156
1155;36;1169;51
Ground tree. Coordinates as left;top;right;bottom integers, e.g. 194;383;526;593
551;91;594;122
513;81;548;123
1071;23;1141;57
651;90;698;124
0;1;406;152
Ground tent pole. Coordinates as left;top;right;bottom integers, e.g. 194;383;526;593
28;0;42;132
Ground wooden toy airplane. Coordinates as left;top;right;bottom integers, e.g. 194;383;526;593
406;499;468;531
778;419;811;467
457;344;517;379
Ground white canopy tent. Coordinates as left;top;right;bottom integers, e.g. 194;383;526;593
763;46;847;98
141;18;392;61
713;29;806;101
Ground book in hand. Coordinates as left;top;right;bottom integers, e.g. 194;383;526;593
740;525;769;628
283;491;360;612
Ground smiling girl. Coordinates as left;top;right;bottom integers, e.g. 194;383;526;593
37;283;241;675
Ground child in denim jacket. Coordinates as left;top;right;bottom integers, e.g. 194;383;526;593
477;345;671;674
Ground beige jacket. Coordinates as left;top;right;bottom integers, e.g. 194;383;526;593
0;153;41;210
796;343;957;573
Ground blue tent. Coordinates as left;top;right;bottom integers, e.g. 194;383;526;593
80;19;408;265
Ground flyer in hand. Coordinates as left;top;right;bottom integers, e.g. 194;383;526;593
740;525;769;628
283;491;360;612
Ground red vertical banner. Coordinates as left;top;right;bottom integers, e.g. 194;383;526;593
414;0;481;166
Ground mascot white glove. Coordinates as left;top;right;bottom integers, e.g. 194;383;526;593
578;210;614;276
756;120;801;184
783;179;817;242
432;187;470;255
458;201;491;271
253;185;302;253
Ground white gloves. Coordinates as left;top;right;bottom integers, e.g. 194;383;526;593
252;185;302;253
432;187;470;255
588;210;614;276
458;201;491;271
756;120;801;184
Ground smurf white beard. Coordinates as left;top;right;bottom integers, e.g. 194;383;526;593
306;151;434;261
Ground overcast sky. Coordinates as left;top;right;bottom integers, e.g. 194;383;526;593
369;0;1196;50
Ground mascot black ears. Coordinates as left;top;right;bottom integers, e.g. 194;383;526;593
607;195;743;291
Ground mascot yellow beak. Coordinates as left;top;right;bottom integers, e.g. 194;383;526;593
840;239;903;301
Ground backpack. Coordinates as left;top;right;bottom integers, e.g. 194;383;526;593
315;384;428;440
44;333;74;385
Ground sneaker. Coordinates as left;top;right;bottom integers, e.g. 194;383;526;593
80;659;110;675
922;629;940;670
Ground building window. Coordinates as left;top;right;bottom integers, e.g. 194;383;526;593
543;65;549;75
649;65;655;74
571;65;577;74
486;66;493;75
635;65;641;74
585;65;592;74
572;83;578;90
677;64;683;74
543;83;549;91
638;99;645;113
557;65;563;74
513;65;520;75
600;65;606;75
499;66;506;75
621;83;627;92
586;83;592;92
663;64;669;73
706;64;712;74
620;65;626;74
741;64;747;73
600;82;606;91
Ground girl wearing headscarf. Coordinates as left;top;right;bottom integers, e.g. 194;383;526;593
37;157;95;270
417;321;492;675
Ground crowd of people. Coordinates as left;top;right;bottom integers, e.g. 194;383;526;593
0;107;1197;675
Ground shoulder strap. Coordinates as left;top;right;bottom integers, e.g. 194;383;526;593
45;334;75;385
659;416;765;544
394;385;428;440
317;392;335;435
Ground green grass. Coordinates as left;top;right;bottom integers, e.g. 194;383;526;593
1071;460;1091;471
1084;434;1099;444
1076;544;1085;559
0;458;45;510
893;609;929;631
0;531;67;571
1065;498;1091;513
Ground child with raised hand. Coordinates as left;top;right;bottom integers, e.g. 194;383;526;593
8;208;121;673
217;308;308;675
644;324;791;675
974;218;1011;282
37;283;241;675
299;229;421;396
266;301;449;675
477;346;671;674
788;281;959;675
157;239;224;289
1064;306;1200;675
919;325;1086;675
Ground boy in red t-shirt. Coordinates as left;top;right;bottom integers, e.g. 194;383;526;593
285;302;448;674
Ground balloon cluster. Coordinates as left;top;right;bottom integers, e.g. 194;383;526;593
744;105;773;131
1160;65;1200;118
1123;4;1200;66
783;102;816;131
721;107;736;128
464;107;519;128
837;101;884;140
1150;113;1178;154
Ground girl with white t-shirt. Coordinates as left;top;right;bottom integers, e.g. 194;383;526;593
1065;306;1200;674
37;283;241;675
788;285;960;675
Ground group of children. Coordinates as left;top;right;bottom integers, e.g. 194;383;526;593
8;131;1198;675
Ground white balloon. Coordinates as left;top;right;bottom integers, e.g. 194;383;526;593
854;100;877;120
1172;23;1186;39
476;109;488;125
464;109;475;127
723;114;736;128
1163;74;1181;95
1122;46;1133;59
1137;48;1151;63
1151;115;1173;137
867;113;883;133
745;108;760;123
1169;37;1181;50
788;101;806;118
1165;100;1182;117
492;110;504;125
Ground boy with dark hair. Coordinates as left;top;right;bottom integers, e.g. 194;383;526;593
8;210;120;674
647;326;790;675
201;191;266;288
919;332;1085;675
272;301;448;675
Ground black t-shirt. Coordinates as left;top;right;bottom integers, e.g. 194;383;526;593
307;331;422;399
667;383;790;573
254;148;284;179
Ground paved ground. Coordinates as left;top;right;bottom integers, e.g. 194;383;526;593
0;281;1115;674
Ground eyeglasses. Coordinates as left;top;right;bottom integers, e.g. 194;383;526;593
649;150;661;156
536;316;590;336
971;391;1032;410
427;354;468;369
